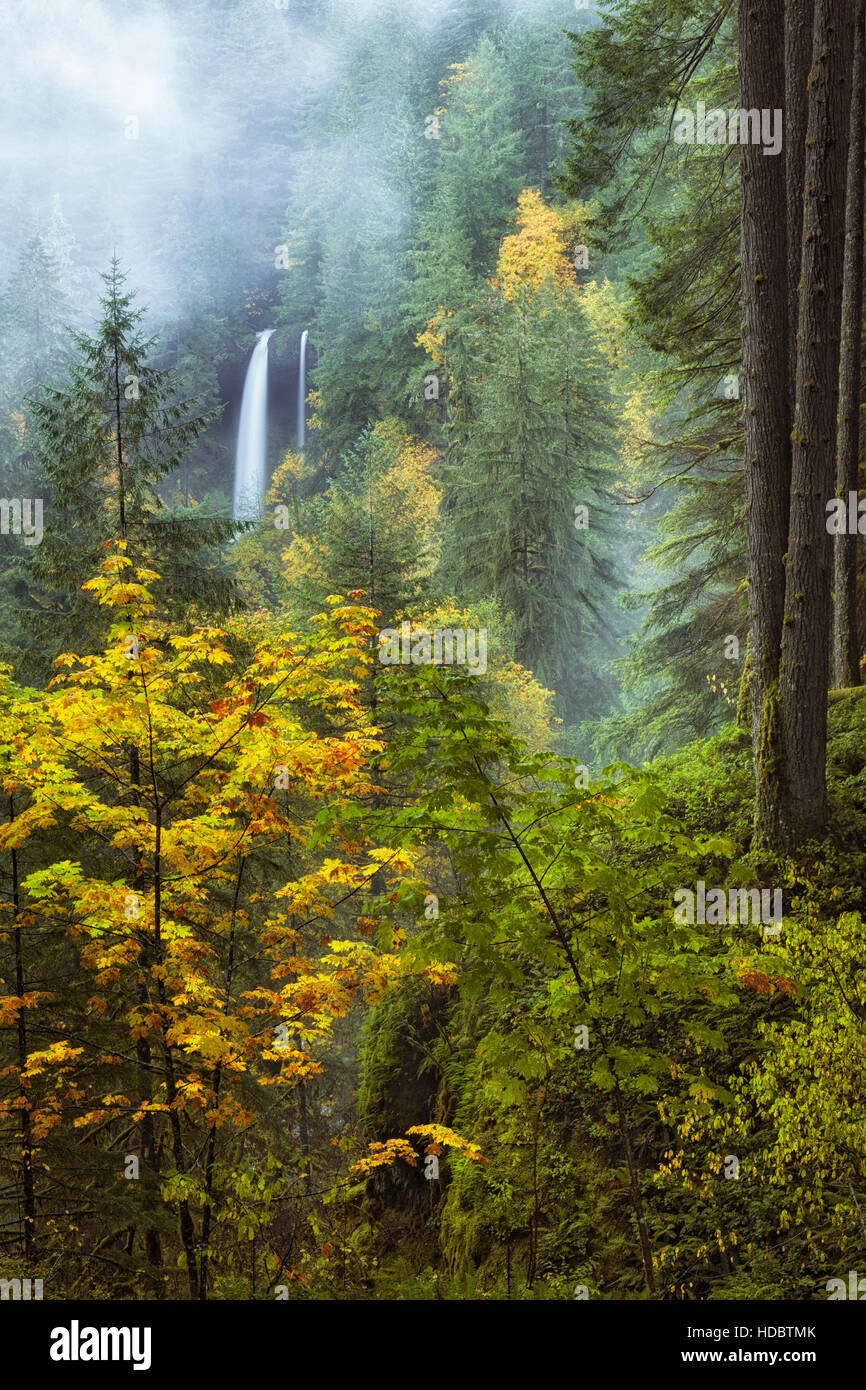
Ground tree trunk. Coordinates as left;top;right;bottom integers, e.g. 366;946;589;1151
9;807;36;1260
113;334;127;540
785;0;815;414
130;746;162;1287
152;805;199;1297
199;858;244;1300
740;0;792;847
780;0;856;842
613;1081;656;1298
833;0;866;688
298;1081;313;1194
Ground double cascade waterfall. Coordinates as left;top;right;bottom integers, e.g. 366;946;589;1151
233;328;274;521
232;328;309;522
297;328;309;452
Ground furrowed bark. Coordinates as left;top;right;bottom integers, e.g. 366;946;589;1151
785;0;815;415
740;0;791;847
780;0;856;841
833;0;865;688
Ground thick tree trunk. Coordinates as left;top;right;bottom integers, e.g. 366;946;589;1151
780;0;856;842
833;0;866;688
740;0;791;846
785;0;815;414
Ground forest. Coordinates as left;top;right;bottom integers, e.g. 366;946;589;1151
1;0;865;1313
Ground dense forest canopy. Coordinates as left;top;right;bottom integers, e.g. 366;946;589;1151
1;0;865;1322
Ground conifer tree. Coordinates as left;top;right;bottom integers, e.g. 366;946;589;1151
20;260;241;676
281;418;441;627
0;234;72;402
411;38;523;332
560;5;746;750
0;234;74;674
439;206;620;723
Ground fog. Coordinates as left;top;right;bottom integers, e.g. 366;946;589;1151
0;0;594;517
1;0;564;317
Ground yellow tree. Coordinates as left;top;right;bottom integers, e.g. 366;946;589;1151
2;544;427;1297
494;187;578;300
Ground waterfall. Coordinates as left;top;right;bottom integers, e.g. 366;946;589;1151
233;329;274;521
298;329;309;451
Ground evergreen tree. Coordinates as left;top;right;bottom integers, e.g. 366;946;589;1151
410;36;523;329
281;418;441;627
499;0;588;195
439;206;621;722
18;260;242;677
561;4;747;749
0;234;72;402
776;0;855;843
0;235;75;670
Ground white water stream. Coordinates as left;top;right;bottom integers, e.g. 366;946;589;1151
297;328;309;451
233;328;274;520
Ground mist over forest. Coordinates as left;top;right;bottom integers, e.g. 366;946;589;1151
1;0;865;1333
